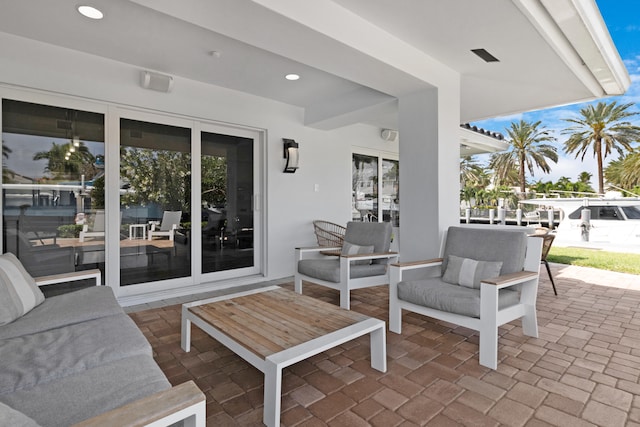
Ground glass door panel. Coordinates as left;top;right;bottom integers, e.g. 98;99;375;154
352;153;399;226
352;153;378;221
201;131;254;273
382;158;399;226
2;99;105;280
119;118;191;286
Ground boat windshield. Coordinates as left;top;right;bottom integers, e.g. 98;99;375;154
622;206;640;219
568;206;623;220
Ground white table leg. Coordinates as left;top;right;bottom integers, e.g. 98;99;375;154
181;308;191;352
370;325;387;372
263;361;282;427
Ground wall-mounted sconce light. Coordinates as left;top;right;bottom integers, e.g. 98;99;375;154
283;138;299;173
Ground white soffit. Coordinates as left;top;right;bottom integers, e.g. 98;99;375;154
516;0;630;96
459;128;509;156
0;0;630;129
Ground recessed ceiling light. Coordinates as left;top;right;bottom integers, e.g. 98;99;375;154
285;74;300;81
77;6;104;20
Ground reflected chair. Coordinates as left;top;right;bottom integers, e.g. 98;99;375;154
148;211;182;241
4;228;75;277
389;226;543;369
295;221;398;310
79;210;105;242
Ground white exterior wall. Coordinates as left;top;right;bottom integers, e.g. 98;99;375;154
0;33;398;298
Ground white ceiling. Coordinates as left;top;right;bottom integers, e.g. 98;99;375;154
0;0;628;132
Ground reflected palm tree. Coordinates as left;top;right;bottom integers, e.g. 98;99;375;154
2;142;15;182
33;141;97;181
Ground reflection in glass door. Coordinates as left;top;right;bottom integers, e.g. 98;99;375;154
201;131;254;273
352;154;378;222
2;99;105;280
119;118;191;286
352;153;399;226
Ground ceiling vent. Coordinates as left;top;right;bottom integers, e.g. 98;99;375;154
471;48;500;63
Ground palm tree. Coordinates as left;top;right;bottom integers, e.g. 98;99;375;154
578;171;592;185
563;101;640;195
460;156;484;188
489;120;558;195
605;152;640;189
460;156;491;207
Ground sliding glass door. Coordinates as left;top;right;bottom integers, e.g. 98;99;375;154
119;118;192;286
2;95;263;294
2;98;105;281
200;127;259;277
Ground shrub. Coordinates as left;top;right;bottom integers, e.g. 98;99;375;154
57;224;84;238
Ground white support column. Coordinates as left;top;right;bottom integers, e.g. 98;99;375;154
398;80;460;262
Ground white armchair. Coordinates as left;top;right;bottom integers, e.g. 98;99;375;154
295;221;398;310
79;210;105;242
148;211;182;241
389;226;543;369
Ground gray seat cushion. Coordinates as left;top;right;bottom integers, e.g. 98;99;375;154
442;227;527;275
0;314;152;394
298;259;387;283
397;278;520;318
0;355;170;427
0;286;123;340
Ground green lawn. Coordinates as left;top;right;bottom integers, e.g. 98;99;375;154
547;247;640;275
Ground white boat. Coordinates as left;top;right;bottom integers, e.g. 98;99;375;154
520;194;640;252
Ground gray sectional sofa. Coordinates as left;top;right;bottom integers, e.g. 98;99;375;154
0;269;204;426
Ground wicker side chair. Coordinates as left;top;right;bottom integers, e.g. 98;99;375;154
312;220;346;248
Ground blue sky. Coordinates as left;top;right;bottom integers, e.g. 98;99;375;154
475;0;640;184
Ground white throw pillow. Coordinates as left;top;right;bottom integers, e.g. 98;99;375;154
341;241;374;265
442;255;503;289
0;253;45;326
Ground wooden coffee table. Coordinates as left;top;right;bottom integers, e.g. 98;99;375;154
181;285;386;427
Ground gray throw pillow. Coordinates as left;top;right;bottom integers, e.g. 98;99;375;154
442;255;503;289
0;252;45;326
341;241;374;265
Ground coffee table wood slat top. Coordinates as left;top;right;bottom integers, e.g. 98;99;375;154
188;287;370;359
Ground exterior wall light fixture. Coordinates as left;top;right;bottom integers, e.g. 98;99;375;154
283;138;299;173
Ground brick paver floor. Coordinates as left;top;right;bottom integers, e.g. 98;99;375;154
129;263;640;426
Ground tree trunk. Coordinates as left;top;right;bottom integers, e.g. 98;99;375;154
596;138;604;195
519;154;526;195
